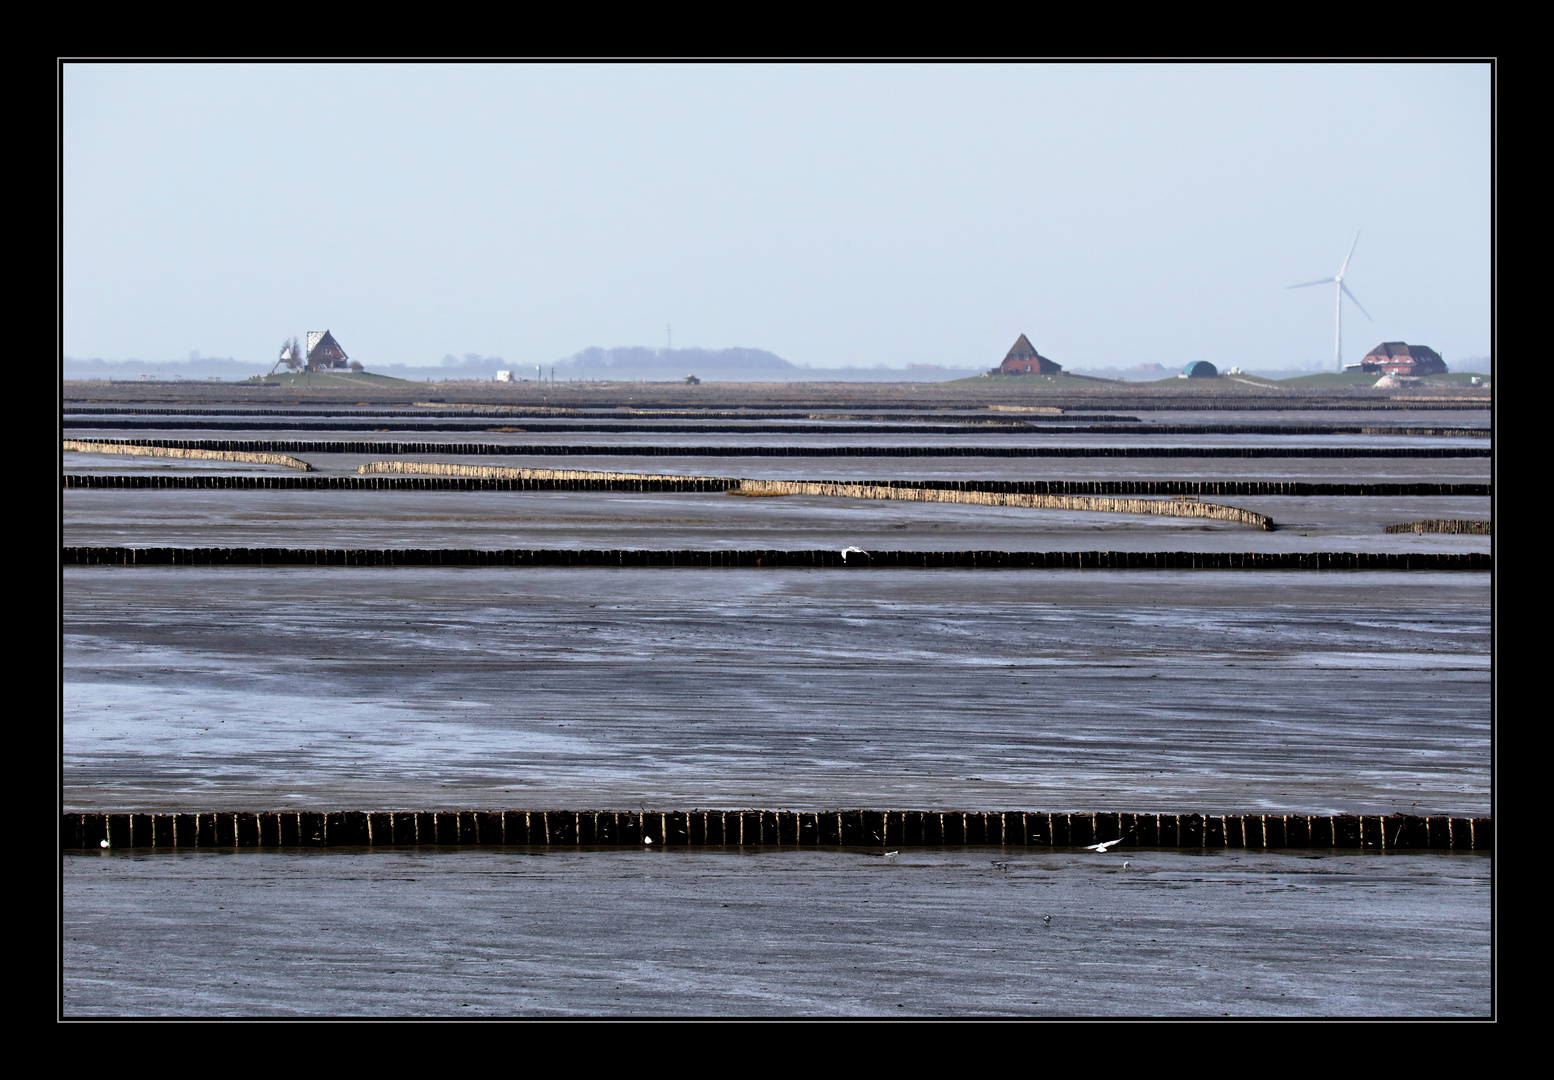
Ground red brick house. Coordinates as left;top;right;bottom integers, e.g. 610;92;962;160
1360;342;1446;377
996;334;1063;375
305;330;350;371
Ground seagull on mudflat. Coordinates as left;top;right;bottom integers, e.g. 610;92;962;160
991;860;1011;871
1041;915;1051;926
1084;837;1124;853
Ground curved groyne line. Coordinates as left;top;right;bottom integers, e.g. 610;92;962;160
356;461;1274;529
63;809;1492;851
62;547;1493;570
731;478;1275;530
69;437;1492;459
63;440;313;472
60;474;1492;497
1385;519;1492;535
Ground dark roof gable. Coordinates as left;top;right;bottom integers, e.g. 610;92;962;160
1004;334;1039;363
1364;341;1443;363
306;330;348;362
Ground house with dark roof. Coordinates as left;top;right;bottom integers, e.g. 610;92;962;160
994;334;1063;375
1358;342;1446;377
305;330;350;371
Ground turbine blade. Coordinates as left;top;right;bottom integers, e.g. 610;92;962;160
1341;282;1372;321
1287;278;1336;289
1339;230;1361;277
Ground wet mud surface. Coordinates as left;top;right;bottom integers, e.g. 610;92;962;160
62;846;1491;1017
61;489;1491;554
59;404;1495;1017
63;569;1490;817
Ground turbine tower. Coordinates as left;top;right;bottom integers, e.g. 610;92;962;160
1288;230;1372;372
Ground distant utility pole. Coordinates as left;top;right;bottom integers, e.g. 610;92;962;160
536;365;542;383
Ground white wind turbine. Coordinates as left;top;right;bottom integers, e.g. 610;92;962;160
1289;230;1373;372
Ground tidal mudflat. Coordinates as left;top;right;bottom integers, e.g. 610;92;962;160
62;845;1491;1017
63;568;1489;817
60;397;1494;1017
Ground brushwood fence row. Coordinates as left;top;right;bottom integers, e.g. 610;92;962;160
359;462;1270;527
63;809;1491;851
62;440;312;471
729;479;1273;529
357;460;728;484
63;547;1492;570
1384;519;1492;534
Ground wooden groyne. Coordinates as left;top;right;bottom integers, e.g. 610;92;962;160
1385;519;1492;535
63;418;1491;437
59;392;1490;411
62;809;1492;851
353;462;1273;529
67;437;1492;459
63;547;1493;570
63;440;313;472
66;406;1137;422
60;474;1492;497
731;479;1275;530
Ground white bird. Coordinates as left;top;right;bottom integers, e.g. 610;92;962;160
1122;861;1131;870
99;839;110;849
841;546;867;563
1085;838;1123;853
884;850;898;858
1041;914;1051;926
643;835;653;845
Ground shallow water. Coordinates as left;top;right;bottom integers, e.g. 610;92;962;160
63;569;1490;816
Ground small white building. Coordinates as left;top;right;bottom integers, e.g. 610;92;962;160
495;370;513;383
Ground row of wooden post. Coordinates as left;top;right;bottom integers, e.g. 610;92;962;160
63;810;1491;851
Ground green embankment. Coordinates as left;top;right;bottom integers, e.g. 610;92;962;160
944;371;1119;387
954;369;1487;391
1281;371;1488;388
1139;374;1253;385
1278;371;1385;387
255;371;415;388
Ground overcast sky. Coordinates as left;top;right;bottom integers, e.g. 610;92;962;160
62;63;1491;372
